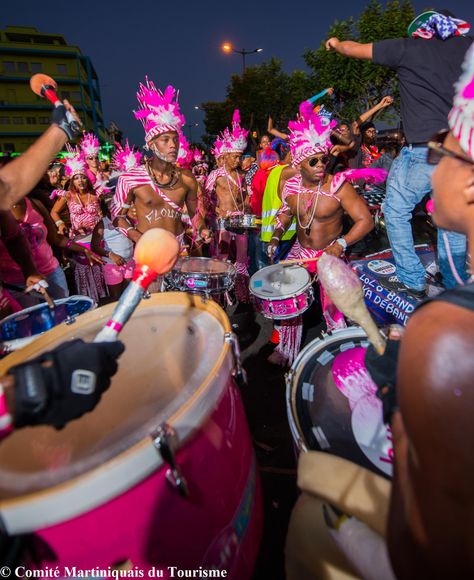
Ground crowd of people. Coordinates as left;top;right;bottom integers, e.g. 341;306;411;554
0;6;473;578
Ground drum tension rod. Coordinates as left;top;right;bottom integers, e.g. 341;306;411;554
225;332;247;387
152;424;189;498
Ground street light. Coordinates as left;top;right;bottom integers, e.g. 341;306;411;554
221;42;263;74
185;123;199;142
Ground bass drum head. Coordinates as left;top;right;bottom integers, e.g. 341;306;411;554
250;264;310;300
287;327;392;479
0;293;231;499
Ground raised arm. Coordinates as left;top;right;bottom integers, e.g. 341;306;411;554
267;116;290;141
353;96;394;134
0;101;81;210
325;38;373;60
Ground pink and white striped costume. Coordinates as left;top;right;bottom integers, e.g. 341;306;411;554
205;167;250;302
273;174;347;365
112;166;188;251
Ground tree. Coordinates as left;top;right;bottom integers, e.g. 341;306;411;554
303;0;415;122
201;58;317;149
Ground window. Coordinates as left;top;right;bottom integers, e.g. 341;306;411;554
17;62;28;73
31;62;42;73
0;117;11;125
72;91;81;102
3;62;15;73
26;116;36;124
62;91;70;100
56;63;67;75
12;117;24;125
38;117;49;125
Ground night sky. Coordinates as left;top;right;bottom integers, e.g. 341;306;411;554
1;0;473;146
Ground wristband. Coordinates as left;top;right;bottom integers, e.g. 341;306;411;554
126;226;135;232
336;237;347;251
0;382;13;439
55;220;64;226
122;203;132;209
270;236;280;242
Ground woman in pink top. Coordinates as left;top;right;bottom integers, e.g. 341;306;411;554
50;152;107;302
0;196;102;304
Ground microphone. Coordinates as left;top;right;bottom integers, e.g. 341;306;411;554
94;229;180;342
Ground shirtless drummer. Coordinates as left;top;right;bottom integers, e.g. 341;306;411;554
205;111;250;297
268;101;373;365
112;79;210;250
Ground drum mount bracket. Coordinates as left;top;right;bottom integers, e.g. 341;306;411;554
225;332;247;387
151;424;189;497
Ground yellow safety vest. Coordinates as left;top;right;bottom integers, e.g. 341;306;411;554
260;165;296;242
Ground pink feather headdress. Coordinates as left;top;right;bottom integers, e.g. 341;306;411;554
134;77;185;143
80;133;100;157
65;149;88;178
193;148;203;163
211;134;225;159
112;140;142;173
176;133;193;169
220;110;249;154
289;101;337;166
449;43;474;160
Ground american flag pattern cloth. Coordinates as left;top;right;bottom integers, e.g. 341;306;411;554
413;14;470;40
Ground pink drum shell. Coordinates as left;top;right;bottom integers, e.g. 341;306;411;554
0;294;262;576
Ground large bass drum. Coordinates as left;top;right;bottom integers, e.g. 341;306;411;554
286;327;392;479
0;293;262;576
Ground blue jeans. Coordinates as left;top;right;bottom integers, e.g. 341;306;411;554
437;228;468;288
46;265;70;299
384;146;434;290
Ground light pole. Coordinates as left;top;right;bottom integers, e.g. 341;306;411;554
222;42;263;75
185;123;199;143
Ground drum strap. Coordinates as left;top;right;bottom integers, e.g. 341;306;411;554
297;451;390;537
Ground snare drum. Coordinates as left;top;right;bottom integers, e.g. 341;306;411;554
167;257;236;294
286;327;392;478
0;295;95;351
224;214;261;234
0;293;262;574
250;264;314;320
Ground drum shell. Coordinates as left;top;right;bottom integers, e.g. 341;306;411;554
252;287;314;320
0;294;262;575
224;214;260;234
166;258;236;294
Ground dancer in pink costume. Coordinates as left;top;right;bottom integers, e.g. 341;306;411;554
50;151;107;302
80;132;109;189
205;110;250;301
267;101;374;366
112;78;210;258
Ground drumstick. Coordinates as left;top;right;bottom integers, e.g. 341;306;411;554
94;229;180;342
277;256;321;266
317;253;386;354
40;288;55;310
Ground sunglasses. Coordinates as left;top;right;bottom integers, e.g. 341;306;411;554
427;130;474;166
87;156;99;160
308;155;330;167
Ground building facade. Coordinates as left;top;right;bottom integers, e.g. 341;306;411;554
0;26;105;153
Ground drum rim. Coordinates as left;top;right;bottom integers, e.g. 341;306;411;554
285;327;368;452
0;295;95;327
250;264;311;299
172;257;236;277
0;293;234;534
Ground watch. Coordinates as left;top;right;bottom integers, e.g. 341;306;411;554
336;238;347;251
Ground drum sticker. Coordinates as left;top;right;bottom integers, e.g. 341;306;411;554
185;278;208;289
332;347;393;476
367;260;396;276
253;280;263;288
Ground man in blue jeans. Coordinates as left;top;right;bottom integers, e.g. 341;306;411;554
326;9;472;295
